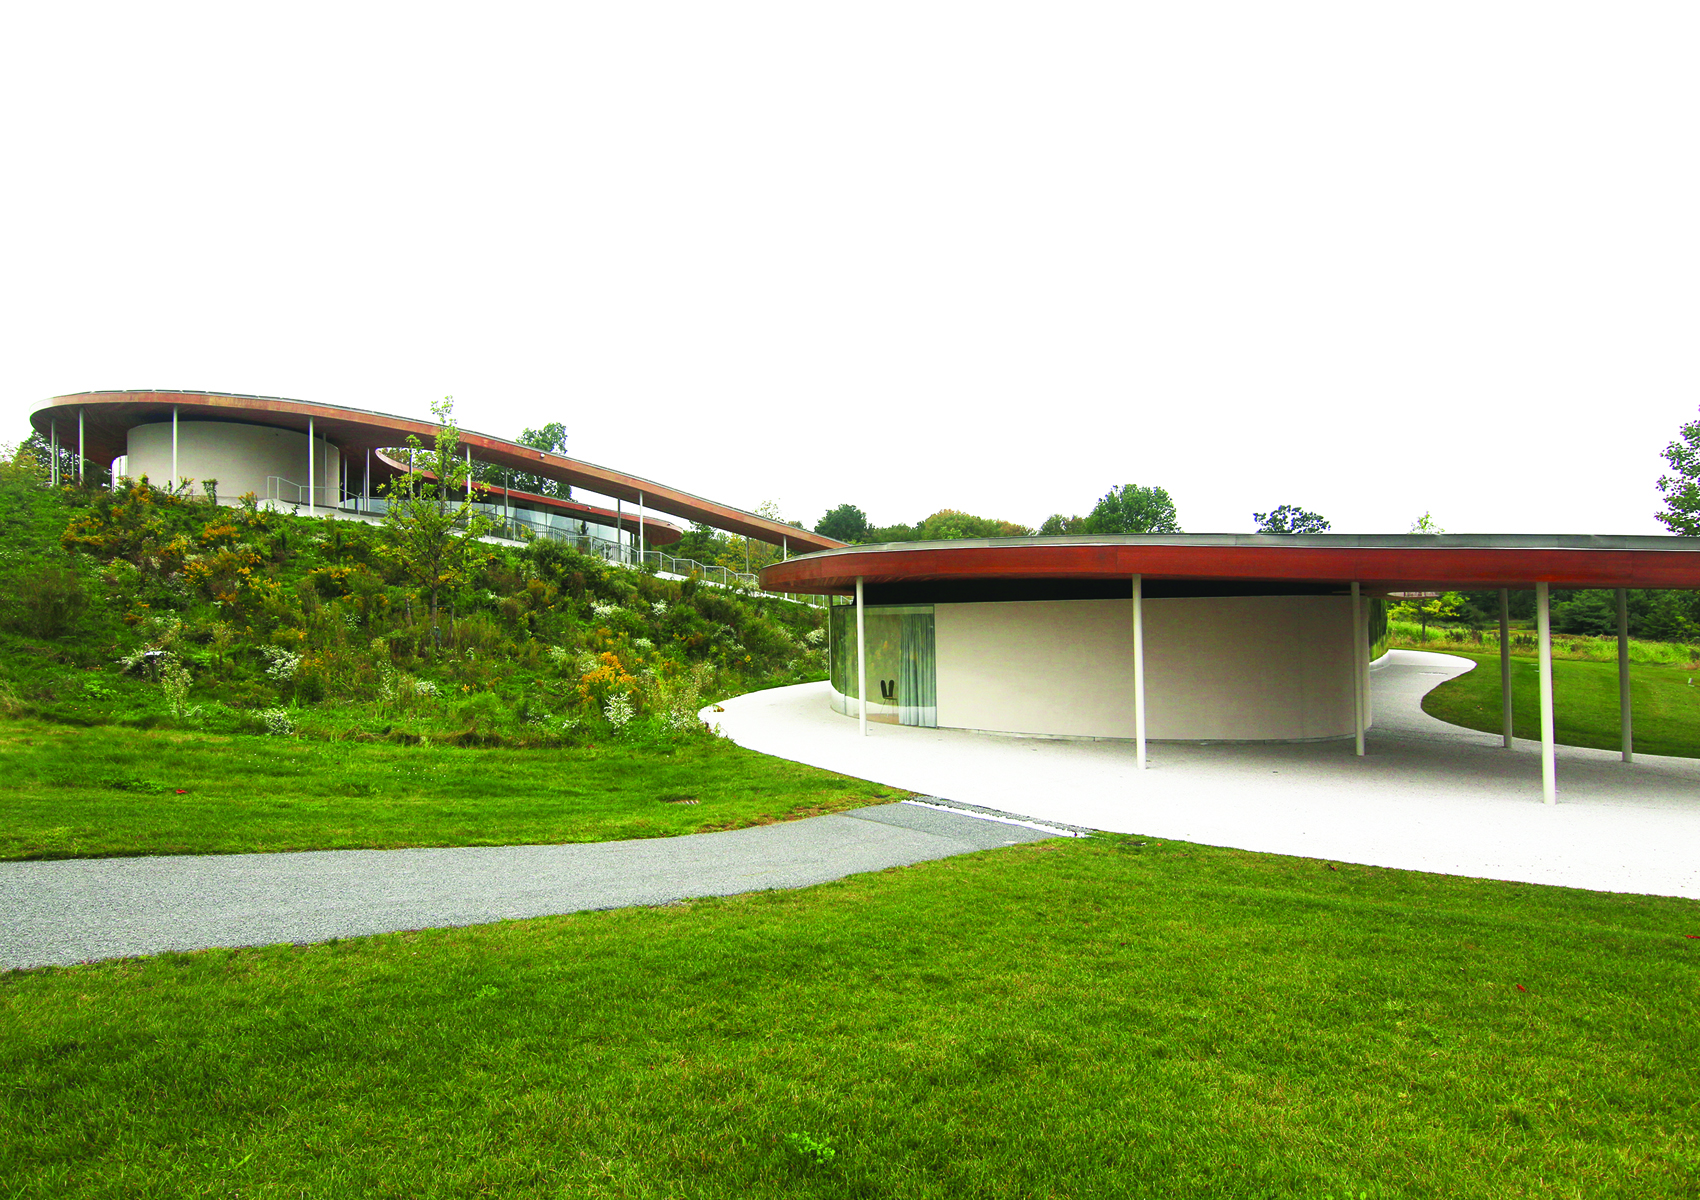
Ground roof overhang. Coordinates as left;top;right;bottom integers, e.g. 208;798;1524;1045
759;534;1700;596
31;390;841;552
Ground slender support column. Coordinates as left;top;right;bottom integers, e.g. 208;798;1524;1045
639;492;646;564
49;419;58;487
616;498;624;562
465;447;472;503
305;416;314;510
1363;599;1374;727
1618;588;1633;763
1351;583;1365;756
504;471;510;530
77;407;85;484
1536;582;1557;804
172;406;180;490
856;576;868;738
1132;574;1147;771
364;448;371;511
1499;588;1513;748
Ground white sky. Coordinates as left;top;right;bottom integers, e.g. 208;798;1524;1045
2;3;1696;536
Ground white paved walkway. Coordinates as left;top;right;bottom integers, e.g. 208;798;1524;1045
707;650;1700;899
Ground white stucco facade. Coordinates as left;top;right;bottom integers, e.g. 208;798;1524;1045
122;421;342;506
843;594;1364;743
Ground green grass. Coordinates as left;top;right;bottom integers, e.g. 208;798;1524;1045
4;836;1696;1197
1387;621;1700;665
0;719;894;860
1419;653;1700;758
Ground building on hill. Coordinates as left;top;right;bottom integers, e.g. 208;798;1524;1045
30;389;841;574
761;533;1700;803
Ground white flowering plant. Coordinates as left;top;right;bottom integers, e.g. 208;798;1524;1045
604;692;635;731
260;645;303;681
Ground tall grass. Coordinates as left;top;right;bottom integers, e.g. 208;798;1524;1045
1385;619;1698;665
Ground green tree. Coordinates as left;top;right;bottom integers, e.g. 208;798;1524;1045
466;421;571;498
1038;513;1088;535
866;522;920;542
1409;512;1445;534
814;503;870;543
512;422;571;498
918;509;1034;540
1656;408;1700;534
1084;485;1181;534
1254;504;1330;534
379;397;493;650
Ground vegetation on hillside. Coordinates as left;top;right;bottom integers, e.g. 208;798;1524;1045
0;443;828;748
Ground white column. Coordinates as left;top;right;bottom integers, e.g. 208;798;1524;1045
1351;582;1365;757
1536;582;1557;804
49;419;58;487
77;407;85;484
465;446;472;503
364;447;371;511
1132;574;1146;771
1618;588;1633;763
639;492;646;564
1363;599;1374;728
616;497;624;562
504;472;510;530
1499;588;1513;748
172;406;179;489
306;416;314;510
856;576;868;737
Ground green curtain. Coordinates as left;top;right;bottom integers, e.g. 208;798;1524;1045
898;610;937;727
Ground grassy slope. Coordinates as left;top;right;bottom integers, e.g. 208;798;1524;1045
0;718;893;860
4;837;1697;1198
1419;652;1700;758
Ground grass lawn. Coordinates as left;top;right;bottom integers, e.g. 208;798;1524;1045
3;836;1697;1197
1419;653;1700;758
0;719;894;860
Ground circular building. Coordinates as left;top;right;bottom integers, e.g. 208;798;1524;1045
759;534;1700;798
30;390;847;562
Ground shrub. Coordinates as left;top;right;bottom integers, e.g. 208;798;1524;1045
13;563;87;638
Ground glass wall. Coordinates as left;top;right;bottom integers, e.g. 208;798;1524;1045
828;602;936;727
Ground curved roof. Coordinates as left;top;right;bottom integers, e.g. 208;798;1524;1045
368;450;683;546
32;390;841;552
760;533;1700;595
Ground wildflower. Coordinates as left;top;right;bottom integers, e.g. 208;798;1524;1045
604;692;635;731
260;645;303;680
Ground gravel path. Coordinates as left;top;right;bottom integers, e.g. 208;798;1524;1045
0;802;1063;970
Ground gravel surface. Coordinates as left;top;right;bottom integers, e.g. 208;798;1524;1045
0;803;1061;970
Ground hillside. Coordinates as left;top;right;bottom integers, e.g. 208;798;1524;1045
0;449;828;747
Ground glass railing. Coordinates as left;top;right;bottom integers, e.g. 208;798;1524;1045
263;476;824;606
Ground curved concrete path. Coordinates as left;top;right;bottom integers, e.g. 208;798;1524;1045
707;650;1700;900
0;803;1063;971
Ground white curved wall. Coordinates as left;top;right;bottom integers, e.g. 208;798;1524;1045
933;595;1363;742
123;422;341;506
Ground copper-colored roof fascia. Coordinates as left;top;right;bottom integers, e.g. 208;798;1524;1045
367;451;683;544
759;536;1700;595
31;391;842;552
